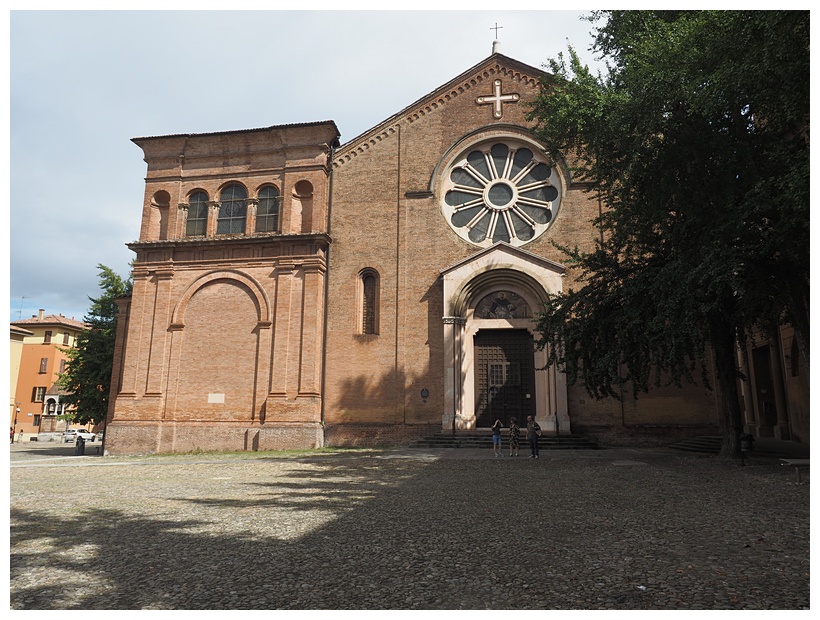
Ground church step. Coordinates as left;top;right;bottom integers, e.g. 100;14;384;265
667;435;801;458
667;435;722;454
409;432;600;450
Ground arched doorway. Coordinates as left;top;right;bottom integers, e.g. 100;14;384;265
440;243;569;432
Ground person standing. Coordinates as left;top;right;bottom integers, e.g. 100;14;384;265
491;419;503;457
508;417;520;457
18;429;24;443
10;427;14;444
526;415;541;458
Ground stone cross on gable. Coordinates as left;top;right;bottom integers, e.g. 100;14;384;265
476;79;520;119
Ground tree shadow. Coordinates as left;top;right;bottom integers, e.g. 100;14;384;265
330;279;446;425
10;456;456;610
11;453;810;610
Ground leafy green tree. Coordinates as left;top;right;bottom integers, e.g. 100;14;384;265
58;264;132;427
529;11;809;458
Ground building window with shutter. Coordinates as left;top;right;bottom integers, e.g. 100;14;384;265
32;387;46;402
63;332;70;345
44;331;52;344
39;358;48;374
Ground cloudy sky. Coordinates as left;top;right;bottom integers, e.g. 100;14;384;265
8;6;608;323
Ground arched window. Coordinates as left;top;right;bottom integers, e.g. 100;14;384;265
359;269;379;335
186;191;209;236
217;184;247;234
256;186;280;232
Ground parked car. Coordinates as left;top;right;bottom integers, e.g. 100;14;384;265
63;429;96;442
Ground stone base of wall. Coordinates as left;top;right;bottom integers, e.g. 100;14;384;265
324;423;439;447
104;421;324;455
106;421;722;453
576;424;720;448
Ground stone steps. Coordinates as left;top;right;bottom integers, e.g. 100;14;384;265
668;435;722;454
667;435;791;458
409;431;600;450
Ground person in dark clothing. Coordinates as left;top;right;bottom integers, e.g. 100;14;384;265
508;417;520;457
526;415;541;458
491;418;503;457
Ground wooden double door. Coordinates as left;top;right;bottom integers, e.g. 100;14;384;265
474;329;535;428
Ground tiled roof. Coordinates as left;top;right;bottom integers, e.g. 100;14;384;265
11;315;88;330
46;383;71;396
132;120;341;143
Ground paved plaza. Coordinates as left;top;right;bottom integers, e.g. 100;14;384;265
9;441;810;610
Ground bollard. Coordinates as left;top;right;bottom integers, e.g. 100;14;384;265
75;436;85;456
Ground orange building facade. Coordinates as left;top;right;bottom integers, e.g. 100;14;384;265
10;310;87;440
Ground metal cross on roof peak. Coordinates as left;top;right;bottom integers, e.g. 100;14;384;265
491;23;503;39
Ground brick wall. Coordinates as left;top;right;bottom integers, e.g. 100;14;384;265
324;423;440;447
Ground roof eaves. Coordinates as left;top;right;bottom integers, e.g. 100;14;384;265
335;53;549;156
132;120;341;145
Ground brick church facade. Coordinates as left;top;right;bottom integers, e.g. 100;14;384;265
104;52;808;455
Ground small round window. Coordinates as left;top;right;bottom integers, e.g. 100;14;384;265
441;140;562;247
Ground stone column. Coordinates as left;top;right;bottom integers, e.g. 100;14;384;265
246;198;258;236
442;316;466;430
206;201;220;237
177;203;188;238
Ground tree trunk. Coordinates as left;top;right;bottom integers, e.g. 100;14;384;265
787;280;810;371
710;315;743;459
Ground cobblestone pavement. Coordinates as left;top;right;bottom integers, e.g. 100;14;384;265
9;442;810;610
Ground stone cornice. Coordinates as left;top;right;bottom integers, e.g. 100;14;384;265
146;162;330;185
128;232;332;252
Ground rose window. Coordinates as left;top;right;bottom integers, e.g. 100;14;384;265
441;141;562;247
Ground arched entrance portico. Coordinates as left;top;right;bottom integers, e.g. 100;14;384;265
440;243;569;433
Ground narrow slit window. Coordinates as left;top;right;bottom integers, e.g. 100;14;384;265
363;274;377;335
